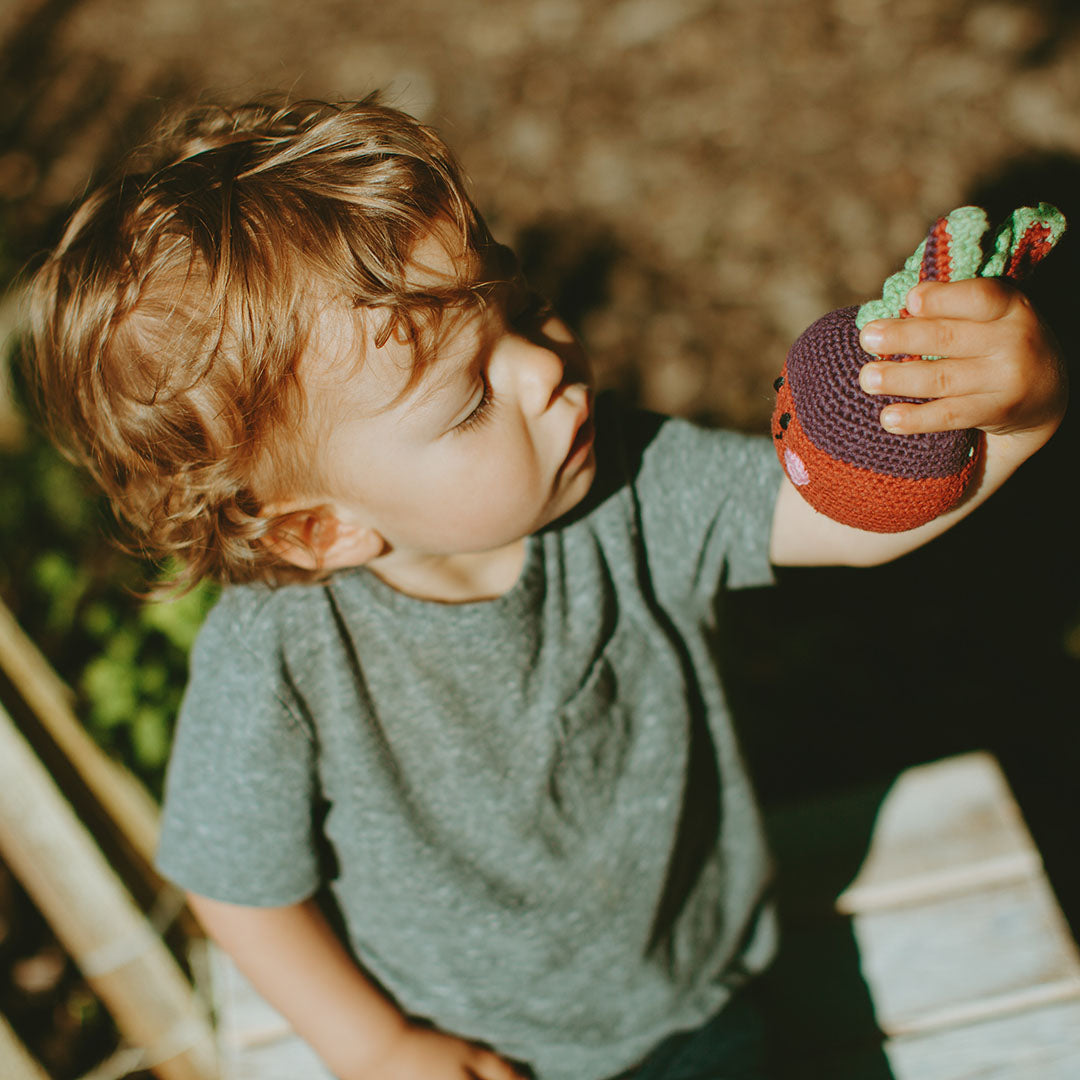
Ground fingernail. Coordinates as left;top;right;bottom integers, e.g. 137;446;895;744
859;364;882;392
860;323;885;350
905;288;923;314
880;407;901;430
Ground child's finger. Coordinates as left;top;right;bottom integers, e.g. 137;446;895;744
859;356;988;400
877;394;996;435
860;315;991;361
905;277;1016;321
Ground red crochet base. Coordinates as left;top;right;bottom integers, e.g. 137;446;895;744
772;364;983;533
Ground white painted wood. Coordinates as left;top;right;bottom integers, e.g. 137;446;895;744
853;876;1080;1034
883;998;1080;1080
838;751;1041;911
844;753;1080;1077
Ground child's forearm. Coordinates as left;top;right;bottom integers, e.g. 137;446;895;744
187;893;526;1080
186;892;408;1077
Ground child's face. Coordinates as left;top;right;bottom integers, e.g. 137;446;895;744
296;229;597;571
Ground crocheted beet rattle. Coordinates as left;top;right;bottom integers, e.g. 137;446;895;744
771;203;1066;532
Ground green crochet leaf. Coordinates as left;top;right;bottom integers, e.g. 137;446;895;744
855;202;1065;331
980;202;1067;278
856;241;927;330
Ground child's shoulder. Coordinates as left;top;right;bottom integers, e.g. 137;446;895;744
193;578;332;664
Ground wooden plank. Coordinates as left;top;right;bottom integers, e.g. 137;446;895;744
0;598;161;868
838;752;1041;912
767;752;1049;918
883;998;1080;1080
853;876;1080;1035
0;703;218;1080
762;752;1080;1078
839;753;1080;1037
0;1011;49;1080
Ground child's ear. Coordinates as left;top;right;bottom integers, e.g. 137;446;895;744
262;506;386;571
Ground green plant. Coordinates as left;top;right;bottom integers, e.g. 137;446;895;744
1;360;217;797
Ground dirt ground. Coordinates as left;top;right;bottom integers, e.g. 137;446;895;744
4;0;1080;429
3;1;1080;1076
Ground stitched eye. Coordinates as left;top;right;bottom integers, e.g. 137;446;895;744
773;376;785;391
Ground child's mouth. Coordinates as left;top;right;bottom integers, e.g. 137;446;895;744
562;410;595;472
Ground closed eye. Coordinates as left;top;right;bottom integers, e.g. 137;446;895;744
453;375;494;434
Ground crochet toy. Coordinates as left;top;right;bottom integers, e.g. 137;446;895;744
771;203;1066;532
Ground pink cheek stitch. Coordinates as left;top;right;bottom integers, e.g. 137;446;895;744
784;448;810;487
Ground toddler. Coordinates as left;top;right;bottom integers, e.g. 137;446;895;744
24;98;1067;1080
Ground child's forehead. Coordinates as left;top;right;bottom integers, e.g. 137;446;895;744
406;221;517;289
300;223;519;411
302;288;483;413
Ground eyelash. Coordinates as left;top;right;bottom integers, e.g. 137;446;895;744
450;289;552;435
454;375;494;434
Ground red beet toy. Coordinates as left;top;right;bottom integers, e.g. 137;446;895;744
771;203;1066;532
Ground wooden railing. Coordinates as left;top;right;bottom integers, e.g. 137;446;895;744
0;598;218;1080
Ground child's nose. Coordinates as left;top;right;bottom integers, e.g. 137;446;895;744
504;337;566;415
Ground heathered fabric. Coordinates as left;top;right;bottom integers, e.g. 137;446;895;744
156;398;784;1080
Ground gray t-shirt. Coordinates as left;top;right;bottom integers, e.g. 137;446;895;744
157;399;784;1080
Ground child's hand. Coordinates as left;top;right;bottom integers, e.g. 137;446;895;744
362;1023;528;1080
857;278;1067;448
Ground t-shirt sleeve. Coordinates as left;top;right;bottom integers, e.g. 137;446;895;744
630;409;784;599
155;589;320;906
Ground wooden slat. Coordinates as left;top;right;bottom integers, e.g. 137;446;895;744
0;1011;49;1080
0;598;161;867
840;753;1080;1038
854;877;1080;1035
764;752;1080;1079
0;703;218;1080
883;998;1080;1080
838;751;1041;911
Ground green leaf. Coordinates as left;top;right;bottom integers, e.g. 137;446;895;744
140;581;217;651
81;655;139;730
132;706;172;769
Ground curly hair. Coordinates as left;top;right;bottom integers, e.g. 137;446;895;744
24;96;493;591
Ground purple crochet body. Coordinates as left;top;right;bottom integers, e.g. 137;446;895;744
786;306;978;481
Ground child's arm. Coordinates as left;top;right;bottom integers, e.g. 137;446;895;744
186;893;527;1080
769;278;1066;567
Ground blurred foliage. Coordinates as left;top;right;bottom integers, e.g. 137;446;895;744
1;353;217;799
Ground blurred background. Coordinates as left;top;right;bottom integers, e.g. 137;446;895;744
1;0;1079;1075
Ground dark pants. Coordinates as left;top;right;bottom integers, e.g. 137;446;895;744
612;991;770;1080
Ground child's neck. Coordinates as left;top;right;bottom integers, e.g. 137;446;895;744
364;538;528;603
